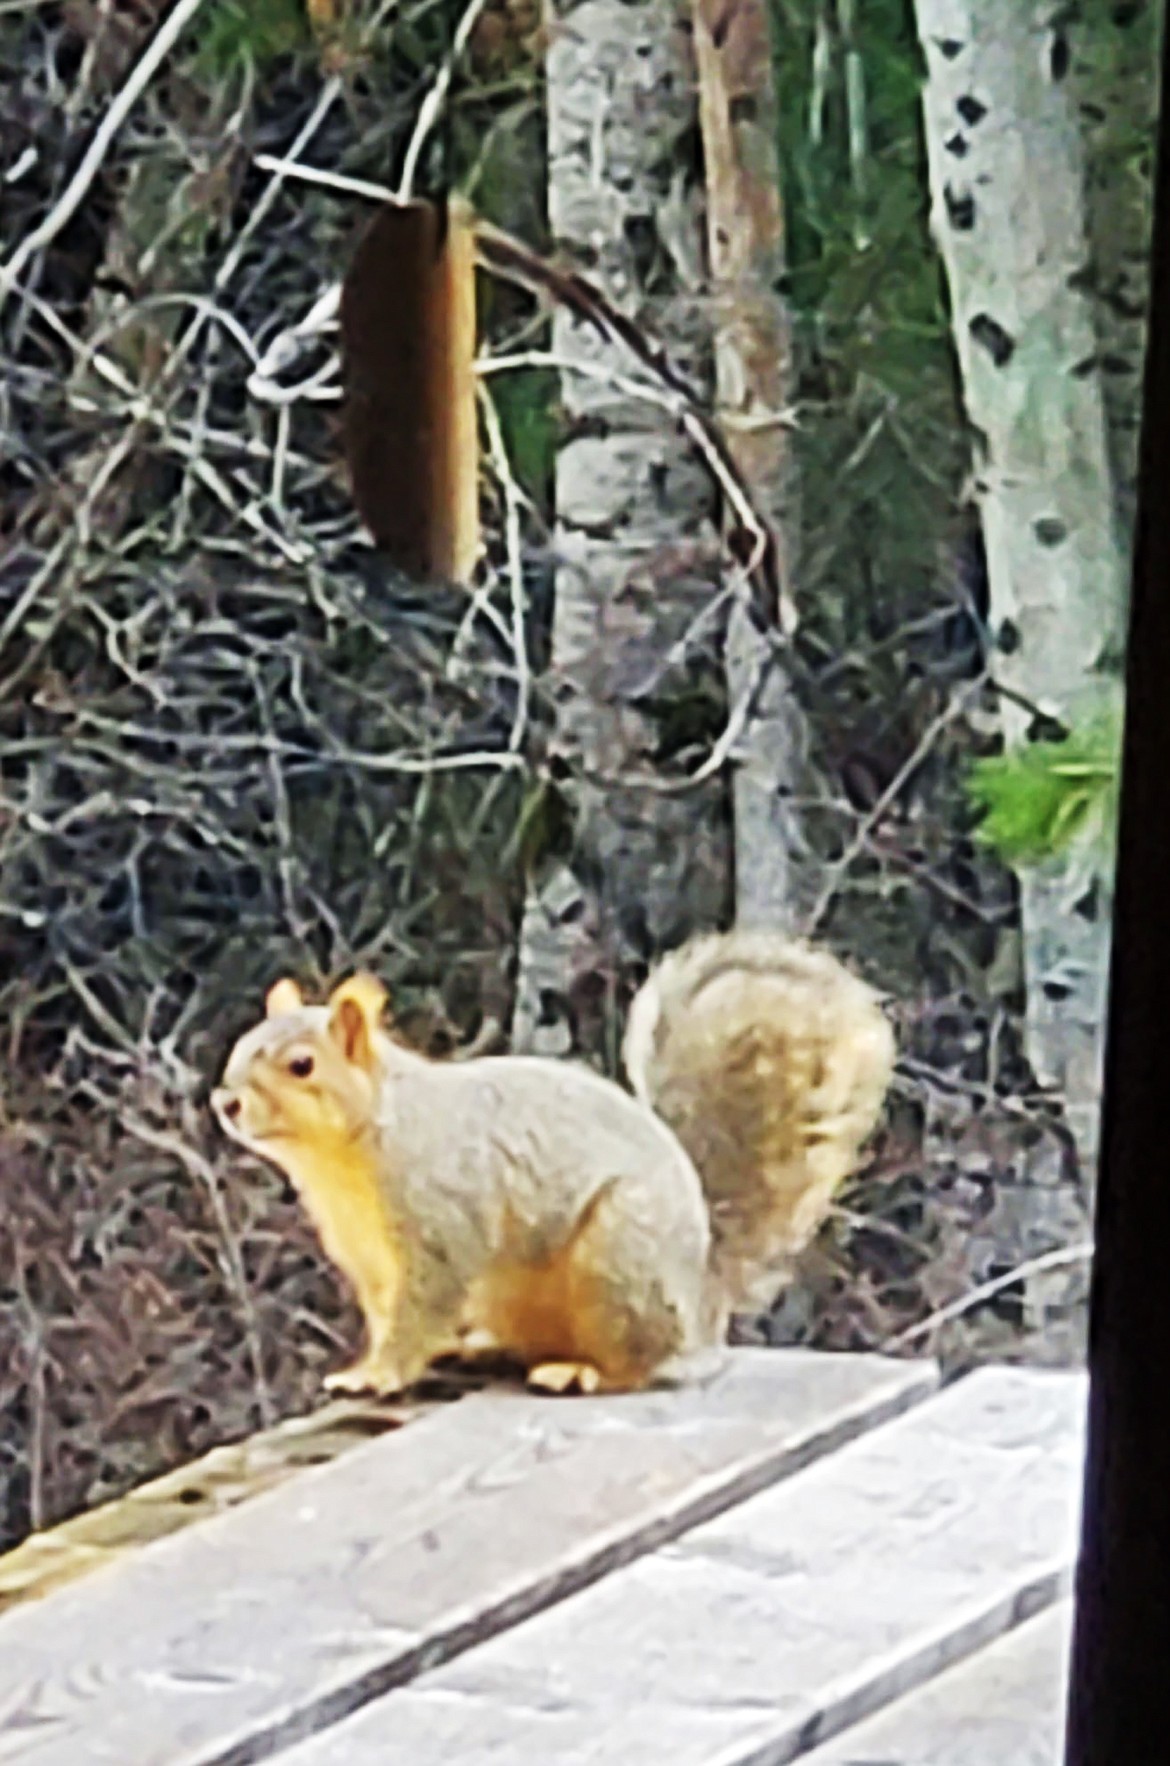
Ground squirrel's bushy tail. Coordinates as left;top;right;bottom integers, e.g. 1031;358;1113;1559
623;931;896;1313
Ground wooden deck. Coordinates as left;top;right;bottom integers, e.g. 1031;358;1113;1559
0;1350;1084;1765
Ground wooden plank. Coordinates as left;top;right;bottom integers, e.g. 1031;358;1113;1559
799;1599;1072;1764
276;1366;1085;1766
0;1364;505;1617
0;1349;934;1766
0;1395;421;1616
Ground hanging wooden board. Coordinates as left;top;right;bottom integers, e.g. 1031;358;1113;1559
341;198;479;583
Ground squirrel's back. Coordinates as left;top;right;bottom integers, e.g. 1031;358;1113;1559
623;931;896;1310
379;1052;710;1273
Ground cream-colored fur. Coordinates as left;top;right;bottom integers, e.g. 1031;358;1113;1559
213;935;894;1396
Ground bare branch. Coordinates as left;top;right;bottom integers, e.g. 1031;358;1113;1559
883;1241;1095;1353
0;0;212;315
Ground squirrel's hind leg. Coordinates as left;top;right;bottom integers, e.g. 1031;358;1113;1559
550;1178;706;1393
463;1179;707;1396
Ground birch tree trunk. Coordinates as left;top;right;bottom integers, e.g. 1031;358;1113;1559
914;0;1127;1181
512;0;728;1054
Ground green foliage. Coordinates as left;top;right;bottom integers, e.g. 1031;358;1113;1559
489;366;559;509
1071;2;1162;539
766;0;967;659
1074;1;1161;200
966;710;1122;870
193;0;309;76
759;1;975;994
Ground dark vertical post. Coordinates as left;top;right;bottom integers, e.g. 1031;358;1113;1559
1064;20;1170;1765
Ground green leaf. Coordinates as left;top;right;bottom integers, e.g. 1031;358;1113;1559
966;710;1122;869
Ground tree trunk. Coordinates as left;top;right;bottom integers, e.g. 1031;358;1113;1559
913;0;1127;1179
512;0;729;1056
692;0;817;932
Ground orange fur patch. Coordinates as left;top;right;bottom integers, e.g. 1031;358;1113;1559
282;1139;402;1345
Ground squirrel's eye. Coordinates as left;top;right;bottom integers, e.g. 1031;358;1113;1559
288;1055;315;1079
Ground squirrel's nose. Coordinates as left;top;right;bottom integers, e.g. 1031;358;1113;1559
213;1088;241;1122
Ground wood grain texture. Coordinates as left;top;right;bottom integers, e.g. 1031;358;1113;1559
277;1367;1084;1766
0;1396;419;1617
800;1600;1071;1764
341;198;479;582
0;1350;934;1766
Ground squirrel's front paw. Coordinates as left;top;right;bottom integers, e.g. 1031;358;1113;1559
324;1356;409;1398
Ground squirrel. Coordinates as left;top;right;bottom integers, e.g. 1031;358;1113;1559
212;932;895;1398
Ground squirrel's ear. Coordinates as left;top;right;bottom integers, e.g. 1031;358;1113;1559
265;978;305;1018
327;973;387;1070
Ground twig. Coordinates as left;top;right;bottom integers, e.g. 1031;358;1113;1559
253;155;403;207
247;659;305;936
475;224;789;631
482;349;794;634
58;956;138;1053
803;675;985;933
477;383;531;752
681;636;774;786
0;0;212;316
397;0;493;201
243;159;414;399
10;1254;48;1531
120;1113;276;1425
882;1240;1095;1352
